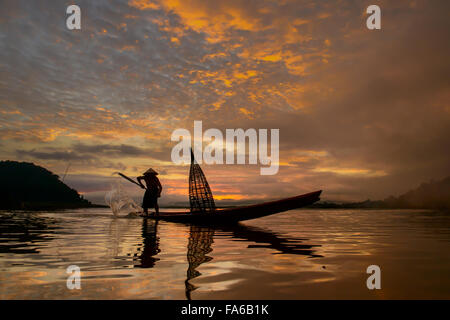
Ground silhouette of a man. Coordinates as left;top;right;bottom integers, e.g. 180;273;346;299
137;168;162;216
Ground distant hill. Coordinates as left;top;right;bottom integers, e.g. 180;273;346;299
383;176;450;209
0;161;92;210
311;176;450;210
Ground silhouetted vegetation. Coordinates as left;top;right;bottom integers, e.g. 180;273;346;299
0;161;92;210
309;200;386;209
383;177;450;209
311;176;450;209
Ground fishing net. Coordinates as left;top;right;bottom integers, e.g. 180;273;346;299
105;181;141;217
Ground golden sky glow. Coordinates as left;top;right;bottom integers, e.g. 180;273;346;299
0;0;449;204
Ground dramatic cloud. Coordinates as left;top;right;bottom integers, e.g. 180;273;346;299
0;0;449;204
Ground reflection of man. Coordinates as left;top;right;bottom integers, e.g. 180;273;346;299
136;219;160;268
137;168;162;216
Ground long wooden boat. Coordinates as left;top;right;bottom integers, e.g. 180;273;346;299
145;190;322;224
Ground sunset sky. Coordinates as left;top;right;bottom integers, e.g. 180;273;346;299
0;0;449;205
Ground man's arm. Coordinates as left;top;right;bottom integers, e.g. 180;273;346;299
137;176;146;189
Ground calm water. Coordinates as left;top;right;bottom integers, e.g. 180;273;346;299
0;208;449;299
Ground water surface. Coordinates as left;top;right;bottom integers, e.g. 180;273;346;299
0;208;449;299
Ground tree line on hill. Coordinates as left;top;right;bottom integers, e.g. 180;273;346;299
311;176;450;209
0;161;92;210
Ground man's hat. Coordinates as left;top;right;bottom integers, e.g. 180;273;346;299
144;168;158;176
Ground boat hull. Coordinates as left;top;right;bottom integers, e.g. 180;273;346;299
145;190;322;224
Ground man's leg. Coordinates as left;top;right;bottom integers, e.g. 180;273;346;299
143;207;148;216
155;202;159;215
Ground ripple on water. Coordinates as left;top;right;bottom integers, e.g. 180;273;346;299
0;208;449;299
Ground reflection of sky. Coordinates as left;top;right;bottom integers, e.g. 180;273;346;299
1;209;449;299
0;1;449;204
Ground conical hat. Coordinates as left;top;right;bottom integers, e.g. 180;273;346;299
144;168;158;175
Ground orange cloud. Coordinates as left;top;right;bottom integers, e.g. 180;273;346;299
128;0;160;10
239;107;254;118
313;167;388;178
129;0;261;42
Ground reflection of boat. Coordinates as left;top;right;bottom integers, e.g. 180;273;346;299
185;225;215;300
146;190;322;224
219;224;322;257
127;218;321;299
184;223;321;299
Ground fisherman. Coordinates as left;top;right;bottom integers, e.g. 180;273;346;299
137;168;162;216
